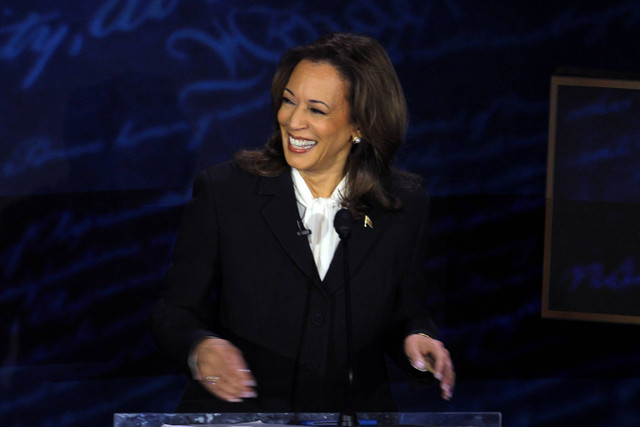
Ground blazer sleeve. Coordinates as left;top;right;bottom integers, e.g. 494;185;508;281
385;187;440;383
148;169;221;373
400;190;438;338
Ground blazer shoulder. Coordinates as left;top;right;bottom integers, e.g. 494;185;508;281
202;159;247;180
197;159;262;190
385;171;430;209
197;160;291;200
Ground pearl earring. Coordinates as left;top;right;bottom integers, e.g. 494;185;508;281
352;136;362;145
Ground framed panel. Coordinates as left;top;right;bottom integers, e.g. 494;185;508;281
543;71;640;324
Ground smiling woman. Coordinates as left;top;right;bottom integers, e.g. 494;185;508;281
149;32;455;414
236;32;412;215
278;60;357;197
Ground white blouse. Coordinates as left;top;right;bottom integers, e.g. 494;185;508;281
291;168;346;280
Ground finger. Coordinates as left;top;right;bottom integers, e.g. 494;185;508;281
441;373;455;400
424;353;437;374
432;347;448;380
440;368;455;400
216;360;257;399
207;373;256;402
231;369;258;399
202;371;257;402
409;356;428;371
215;370;255;397
405;334;455;400
202;375;235;402
404;336;430;372
224;351;256;384
218;349;257;392
435;356;455;400
206;377;244;402
236;368;258;388
198;340;258;402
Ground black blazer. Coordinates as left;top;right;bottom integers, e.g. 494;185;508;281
149;160;437;413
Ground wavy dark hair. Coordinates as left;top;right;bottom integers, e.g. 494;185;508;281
235;32;418;215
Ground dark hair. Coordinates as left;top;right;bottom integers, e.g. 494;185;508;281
235;32;418;215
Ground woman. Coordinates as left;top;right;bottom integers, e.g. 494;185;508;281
149;32;455;413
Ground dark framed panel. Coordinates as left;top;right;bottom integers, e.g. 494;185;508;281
543;72;640;324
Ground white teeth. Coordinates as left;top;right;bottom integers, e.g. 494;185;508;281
289;135;316;149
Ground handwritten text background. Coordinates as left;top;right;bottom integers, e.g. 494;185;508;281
2;1;640;425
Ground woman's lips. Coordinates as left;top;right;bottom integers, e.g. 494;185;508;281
288;134;317;153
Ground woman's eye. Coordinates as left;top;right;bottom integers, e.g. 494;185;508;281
282;96;295;105
310;108;326;115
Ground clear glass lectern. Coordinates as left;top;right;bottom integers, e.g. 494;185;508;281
114;412;501;427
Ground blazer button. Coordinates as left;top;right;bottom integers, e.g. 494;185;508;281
312;314;324;325
306;360;318;370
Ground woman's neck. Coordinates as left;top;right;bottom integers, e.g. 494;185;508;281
298;170;343;198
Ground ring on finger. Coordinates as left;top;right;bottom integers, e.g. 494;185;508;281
204;375;221;385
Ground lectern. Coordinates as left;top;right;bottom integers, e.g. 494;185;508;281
114;412;501;427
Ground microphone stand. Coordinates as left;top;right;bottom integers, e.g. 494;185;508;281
334;209;358;427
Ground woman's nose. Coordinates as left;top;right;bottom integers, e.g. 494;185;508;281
288;106;307;129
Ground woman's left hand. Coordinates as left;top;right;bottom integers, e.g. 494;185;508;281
404;333;455;400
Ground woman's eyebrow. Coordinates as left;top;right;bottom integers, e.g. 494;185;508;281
284;88;330;109
309;99;329;109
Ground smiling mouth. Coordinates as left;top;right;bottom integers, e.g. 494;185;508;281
288;135;317;152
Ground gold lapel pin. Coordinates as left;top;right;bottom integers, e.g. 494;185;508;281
364;215;373;229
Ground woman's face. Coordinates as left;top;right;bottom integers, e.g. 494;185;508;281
278;60;358;179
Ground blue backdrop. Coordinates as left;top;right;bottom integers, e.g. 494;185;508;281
2;1;640;426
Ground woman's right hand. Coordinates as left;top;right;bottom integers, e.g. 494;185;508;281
194;337;258;402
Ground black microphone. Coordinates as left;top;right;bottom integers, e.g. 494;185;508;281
333;208;358;427
334;208;354;240
296;220;311;236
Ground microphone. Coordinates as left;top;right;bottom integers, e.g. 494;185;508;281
333;208;358;427
296;220;311;236
334;208;354;240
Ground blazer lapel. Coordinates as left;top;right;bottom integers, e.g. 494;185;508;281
324;206;387;294
258;172;322;286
